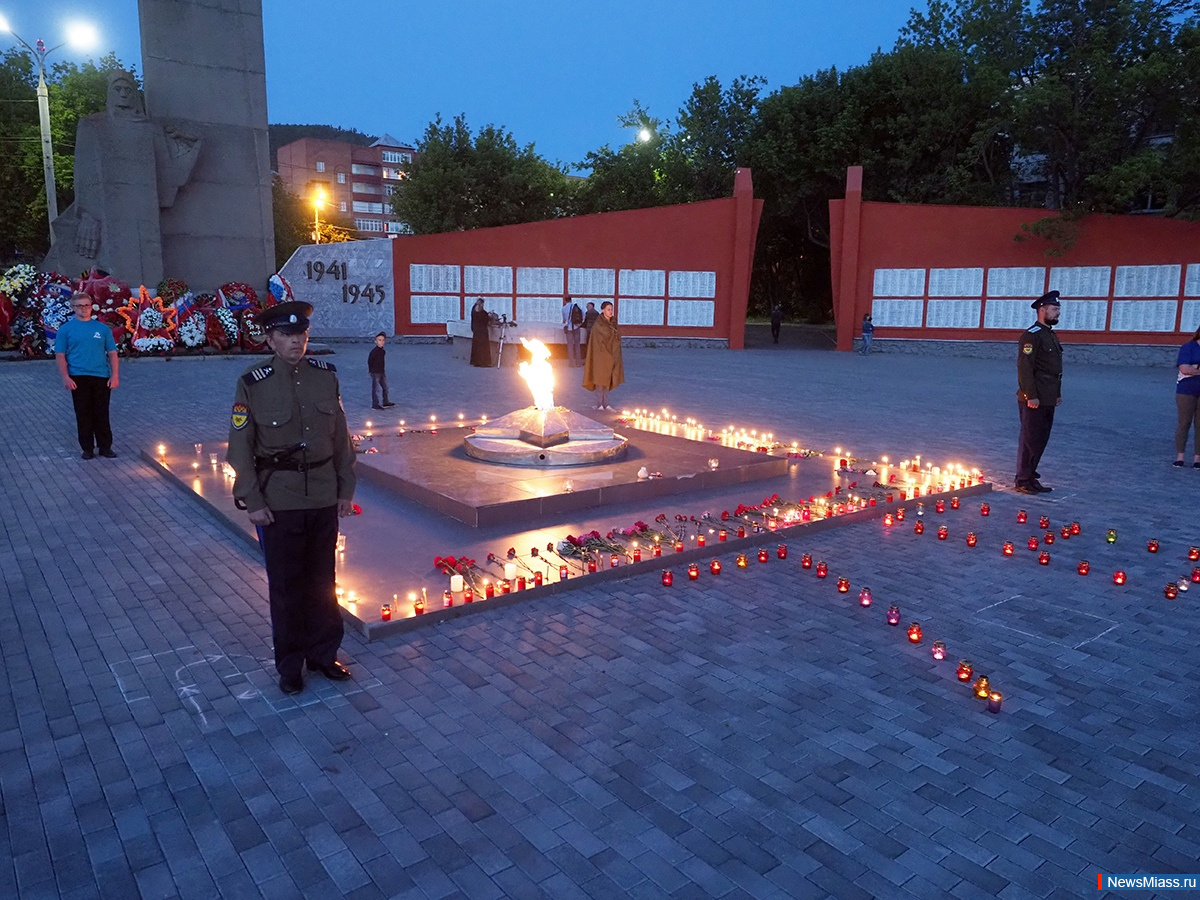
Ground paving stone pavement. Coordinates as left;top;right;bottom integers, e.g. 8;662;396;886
1;342;1198;899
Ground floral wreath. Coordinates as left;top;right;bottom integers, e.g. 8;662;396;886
117;285;178;353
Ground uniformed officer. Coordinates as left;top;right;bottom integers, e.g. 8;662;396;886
226;301;357;695
1015;290;1063;495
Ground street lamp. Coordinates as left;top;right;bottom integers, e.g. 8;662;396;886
312;187;326;244
0;14;98;245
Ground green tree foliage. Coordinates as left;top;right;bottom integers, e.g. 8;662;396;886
272;176;354;270
0;50;129;263
392;114;569;234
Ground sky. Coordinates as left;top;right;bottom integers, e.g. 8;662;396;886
4;0;919;167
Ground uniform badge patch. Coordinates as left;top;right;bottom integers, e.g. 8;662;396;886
1022;344;1034;355
231;402;249;430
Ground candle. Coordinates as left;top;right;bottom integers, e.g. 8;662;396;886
736;553;749;569
463;589;474;603
1113;570;1126;585
718;529;727;542
1044;531;1054;545
815;561;828;578
381;604;392;621
858;587;872;607
653;542;662;558
1077;560;1090;575
674;540;684;553
987;691;1003;714
884;513;894;527
737;526;746;538
1070;522;1081;536
709;559;722;575
1038;515;1050;530
516;576;526;591
450;574;465;593
957;660;973;681
801;553;812;569
980;503;990;517
1165;582;1179;599
610;554;619;568
777;544;788;559
504;562;517;580
1016;510;1027;524
932;640;946;660
935;500;945;514
895;508;905;521
696;534;705;548
914;520;925;535
973;676;990;699
886;604;901;626
1190;547;1200;562
559;565;568;581
836;576;849;593
484;580;494;599
500;580;512;594
966;532;978;547
1027;536;1039;551
662;570;674;586
1147;539;1160;553
937;525;948;540
443;590;453;608
688;563;699;580
758;548;769;563
907;622;922;643
1002;541;1014;556
533;571;543;586
950;496;960;510
1106;529;1118;543
1192;567;1200;583
1060;526;1071;540
1038;551;1050;565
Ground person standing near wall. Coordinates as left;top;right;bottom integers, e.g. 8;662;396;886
470;298;491;367
562;295;583;367
1015;291;1063;495
1173;325;1200;467
367;332;395;409
55;291;119;459
583;300;624;410
860;314;874;354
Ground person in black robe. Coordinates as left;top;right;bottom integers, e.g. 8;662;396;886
469;298;491;367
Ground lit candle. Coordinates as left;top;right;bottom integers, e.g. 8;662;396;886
836;576;849;592
443;590;453;608
1027;536;1039;551
1106;529;1118;543
500;580;512;594
801;553;812;569
950;496;960;510
937;525;948;540
1070;522;1081;536
533;571;543;586
815;561;828;578
674;540;684;553
736;553;749;569
709;559;722;575
737;526;746;538
1038;551;1050;565
450;574;465;593
610;554;619;568
516;576;526;591
1077;560;1090;576
966;532;977;547
688;563;699;580
1113;570;1126;585
1147;539;1160;553
1165;583;1179;599
776;544;788;559
931;640;946;660
1060;526;1071;540
884;513;894;527
1192;567;1200;583
758;548;769;563
956;660;973;681
587;559;597;573
1038;515;1049;530
696;533;705;548
1190;547;1200;562
858;587;872;607
907;622;922;644
484;580;494;599
632;548;642;562
463;589;473;603
559;565;568;580
987;691;1003;714
914;520;924;535
935;500;945;514
1044;531;1054;545
886;604;901;626
662;570;674;586
1017;509;1027;524
980;503;990;517
973;676;990;699
653;542;662;558
381;604;392;621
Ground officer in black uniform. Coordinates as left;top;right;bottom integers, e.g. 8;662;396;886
226;301;357;695
1015;290;1063;495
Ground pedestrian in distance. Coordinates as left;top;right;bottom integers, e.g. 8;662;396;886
469;298;491;367
1173;324;1200;468
55;291;119;459
368;331;395;409
583;300;624;410
860;314;874;354
1014;291;1063;495
770;302;783;344
226;301;357;696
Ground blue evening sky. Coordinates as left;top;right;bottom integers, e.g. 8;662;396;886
6;0;917;167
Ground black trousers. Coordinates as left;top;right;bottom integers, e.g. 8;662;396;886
1016;401;1055;486
260;505;343;678
70;375;113;453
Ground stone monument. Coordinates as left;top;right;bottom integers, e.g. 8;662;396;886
43;0;275;289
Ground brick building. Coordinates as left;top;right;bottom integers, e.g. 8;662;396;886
276;134;415;238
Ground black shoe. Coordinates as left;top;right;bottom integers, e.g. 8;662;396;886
1194;462;1200;469
381;401;395;408
81;450;94;460
1013;484;1038;495
279;673;304;695
1174;460;1185;467
309;660;352;680
1032;481;1053;493
372;405;383;410
99;449;117;458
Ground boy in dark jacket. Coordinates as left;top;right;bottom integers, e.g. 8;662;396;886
368;332;395;409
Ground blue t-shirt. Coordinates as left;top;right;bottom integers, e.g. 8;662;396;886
55;317;116;378
1177;340;1200;395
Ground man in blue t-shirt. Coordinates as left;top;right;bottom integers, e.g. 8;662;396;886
55;292;120;459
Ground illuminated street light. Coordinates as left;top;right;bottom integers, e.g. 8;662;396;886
0;14;98;245
312;187;326;244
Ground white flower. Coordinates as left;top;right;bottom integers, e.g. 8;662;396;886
138;308;165;331
179;313;206;348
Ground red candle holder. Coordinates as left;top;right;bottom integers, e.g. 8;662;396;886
973;675;990;699
653;542;662;558
886;492;894;502
1189;546;1200;562
907;622;922;643
1038;551;1050;565
587;560;597;573
858;587;872;607
886;604;901;626
1002;541;1014;556
1070;522;1081;536
737;526;747;538
500;580;512;594
776;544;788;560
980;503;990;517
632;549;642;562
836;576;850;593
710;559;722;575
1113;570;1127;585
381;604;392;621
1038;515;1050;530
956;660;973;681
463;589;474;603
914;520;925;535
932;640;946;660
443;590;453;608
1192;567;1200;583
896;507;906;521
1060;526;1071;540
1077;560;1090;576
517;575;527;591
484;582;495;599
718;529;727;542
883;513;894;527
661;569;674;587
674;540;684;553
1164;583;1179;599
987;691;1003;714
801;553;813;569
696;534;705;548
937;525;948;540
758;548;769;563
534;571;544;586
935;500;945;514
1044;531;1055;545
609;554;619;569
559;565;569;581
801;508;811;522
736;553;749;569
1027;536;1039;551
815;561;828;578
950;496;960;510
1147;539;1160;553
1016;509;1027;524
688;563;699;580
966;532;978;547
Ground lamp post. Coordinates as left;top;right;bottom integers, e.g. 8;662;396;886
312;187;325;244
0;16;98;246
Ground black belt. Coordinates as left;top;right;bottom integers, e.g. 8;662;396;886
255;455;332;473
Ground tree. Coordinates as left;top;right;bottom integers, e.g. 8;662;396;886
272;177;353;270
572;102;674;214
392;114;569;234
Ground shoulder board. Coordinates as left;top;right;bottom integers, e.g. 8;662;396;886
1026;324;1042;333
308;358;336;372
241;364;274;386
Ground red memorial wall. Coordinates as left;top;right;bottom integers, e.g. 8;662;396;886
390;169;762;348
830;166;1200;352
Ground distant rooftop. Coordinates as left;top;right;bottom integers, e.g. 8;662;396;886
371;133;412;149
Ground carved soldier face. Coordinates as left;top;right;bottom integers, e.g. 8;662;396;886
107;74;144;119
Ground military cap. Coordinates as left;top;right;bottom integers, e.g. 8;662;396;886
1031;290;1061;309
259;300;313;334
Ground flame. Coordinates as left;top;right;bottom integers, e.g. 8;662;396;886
518;338;555;410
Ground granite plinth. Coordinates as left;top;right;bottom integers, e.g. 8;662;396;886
464;405;629;465
359;423;785;527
